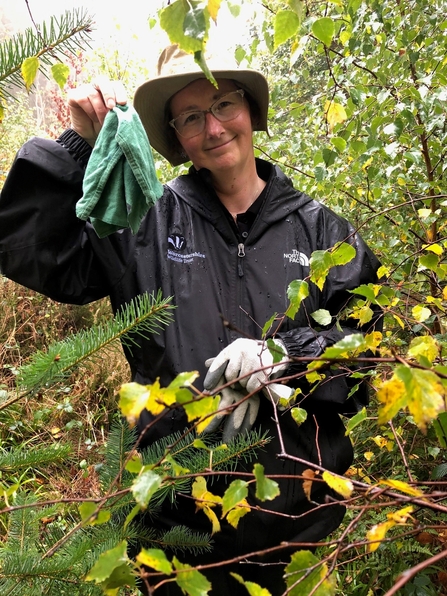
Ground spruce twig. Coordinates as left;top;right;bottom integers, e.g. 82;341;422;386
0;292;175;411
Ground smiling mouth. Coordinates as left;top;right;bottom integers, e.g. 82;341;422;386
206;137;235;152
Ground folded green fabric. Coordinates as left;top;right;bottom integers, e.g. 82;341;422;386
76;104;163;238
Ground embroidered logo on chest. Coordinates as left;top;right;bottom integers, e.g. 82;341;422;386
284;249;310;266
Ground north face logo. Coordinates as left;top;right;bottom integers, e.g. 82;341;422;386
168;234;186;251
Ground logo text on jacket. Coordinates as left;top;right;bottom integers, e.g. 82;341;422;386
284;249;309;266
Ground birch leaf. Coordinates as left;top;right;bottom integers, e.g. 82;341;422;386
366;521;394;553
322;471;353;498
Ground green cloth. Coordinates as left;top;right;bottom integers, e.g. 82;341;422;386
76;104;163;238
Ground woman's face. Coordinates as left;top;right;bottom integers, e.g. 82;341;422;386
169;78;255;174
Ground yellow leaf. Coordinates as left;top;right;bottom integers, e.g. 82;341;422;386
412;304;431;322
322;470;353;498
423;243;443;256
226;499;250;529
377;265;390;279
387;505;414;524
379;479;424;497
377;376;406;425
364;331;382;352
194;395;221;433
191;477;222;534
324;100;347;131
21;56;39;91
207;0;222;21
146;381;177;415
203;505;221;534
443;286;447;301
372;435;388;449
366;520;395;552
408;336;440;364
364;451;374;461
395;366;445;432
118;382;150;427
393;314;405;329
418;208;432;219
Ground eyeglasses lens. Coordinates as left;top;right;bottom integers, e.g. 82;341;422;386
172;90;244;139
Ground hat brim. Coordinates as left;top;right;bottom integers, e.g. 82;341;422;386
133;69;269;166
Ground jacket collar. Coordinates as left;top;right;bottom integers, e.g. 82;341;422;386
166;158;313;240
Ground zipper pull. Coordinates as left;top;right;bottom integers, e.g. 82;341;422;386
238;243;245;277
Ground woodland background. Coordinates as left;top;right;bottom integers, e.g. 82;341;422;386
0;0;447;594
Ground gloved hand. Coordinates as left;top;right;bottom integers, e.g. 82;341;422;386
201;338;294;441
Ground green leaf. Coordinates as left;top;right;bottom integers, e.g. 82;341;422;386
433;412;447;448
124;503;141;529
274;10;300;50
254;463;280;501
331;242;356;266
331;136;347;153
137;548;173;575
311;309;332;326
231;572;272;595
118;382;150;428
312;17;335;47
168;370;199;390
79;501;111;527
182;393;220;424
408;336;439;364
184;5;208;42
86;540;129;583
287;280;309;319
345;407;367;435
101;563;136;590
285;550;337;595
125;452;143;474
266;338;286;363
160;2;202;54
309;250;333;291
131;468;162;508
262;312;279;336
349;284;380;303
222;479;248;517
51;62;70;90
310;334;367;367
21;56;39;91
173;557;212;595
291;406;308;426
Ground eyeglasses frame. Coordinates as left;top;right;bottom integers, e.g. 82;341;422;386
169;89;246;138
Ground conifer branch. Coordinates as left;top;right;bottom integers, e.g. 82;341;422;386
0;9;94;98
9;292;174;396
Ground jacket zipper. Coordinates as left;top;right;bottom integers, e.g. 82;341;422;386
237;242;245;277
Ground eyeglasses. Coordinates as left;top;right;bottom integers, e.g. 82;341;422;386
169;89;245;139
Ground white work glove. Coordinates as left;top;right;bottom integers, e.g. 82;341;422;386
201;338;294;441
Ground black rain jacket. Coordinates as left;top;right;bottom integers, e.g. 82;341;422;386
0;136;381;559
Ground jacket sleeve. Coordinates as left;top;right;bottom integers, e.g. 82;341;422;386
0;133;133;305
276;220;383;416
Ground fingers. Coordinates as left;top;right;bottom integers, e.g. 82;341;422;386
222;395;260;443
67;77;128;145
201;386;246;434
203;360;229;392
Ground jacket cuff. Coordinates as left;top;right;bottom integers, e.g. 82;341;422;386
56;129;92;168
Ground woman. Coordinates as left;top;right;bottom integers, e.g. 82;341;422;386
0;45;381;594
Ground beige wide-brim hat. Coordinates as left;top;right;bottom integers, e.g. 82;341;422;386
133;44;270;166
